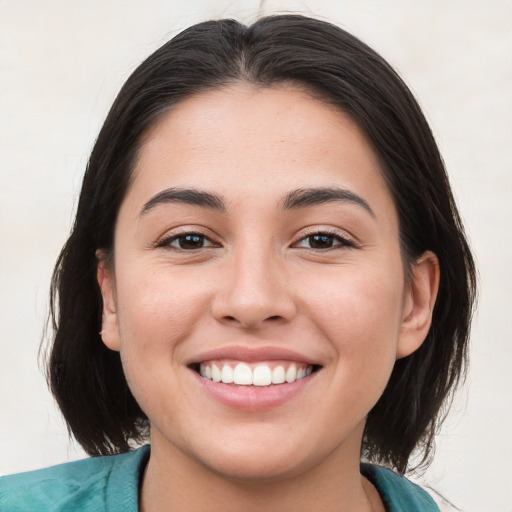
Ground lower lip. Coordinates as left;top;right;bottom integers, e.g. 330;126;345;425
191;370;318;411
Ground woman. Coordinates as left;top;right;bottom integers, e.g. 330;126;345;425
1;14;475;512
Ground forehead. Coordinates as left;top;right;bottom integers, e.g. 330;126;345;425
127;84;394;217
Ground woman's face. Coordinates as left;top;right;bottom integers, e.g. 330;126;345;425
99;84;433;481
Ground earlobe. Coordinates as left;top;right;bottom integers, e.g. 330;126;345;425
397;251;440;359
96;251;121;351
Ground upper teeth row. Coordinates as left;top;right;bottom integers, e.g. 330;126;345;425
199;362;312;386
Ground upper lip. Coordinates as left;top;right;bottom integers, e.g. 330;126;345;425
186;345;321;366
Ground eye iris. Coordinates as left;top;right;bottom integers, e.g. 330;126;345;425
179;234;204;249
309;234;334;249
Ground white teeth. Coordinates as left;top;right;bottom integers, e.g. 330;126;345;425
221;365;234;384
233;363;253;385
285;364;297;383
198;361;314;386
272;365;286;384
253;365;272;386
211;364;221;383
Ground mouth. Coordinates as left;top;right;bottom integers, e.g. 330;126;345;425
190;360;321;387
186;346;322;410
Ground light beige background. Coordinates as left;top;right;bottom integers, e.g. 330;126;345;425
1;1;511;511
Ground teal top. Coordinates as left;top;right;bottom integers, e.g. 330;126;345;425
1;445;439;511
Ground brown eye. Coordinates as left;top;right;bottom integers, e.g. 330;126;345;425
293;232;354;250
177;234;205;249
159;233;215;250
308;234;335;249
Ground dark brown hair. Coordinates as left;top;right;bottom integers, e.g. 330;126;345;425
45;14;476;473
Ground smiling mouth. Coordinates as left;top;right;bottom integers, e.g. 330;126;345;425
191;361;320;387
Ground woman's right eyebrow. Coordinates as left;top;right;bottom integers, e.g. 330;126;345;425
139;187;226;217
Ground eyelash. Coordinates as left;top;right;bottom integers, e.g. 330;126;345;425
156;232;217;251
156;229;355;252
292;230;356;251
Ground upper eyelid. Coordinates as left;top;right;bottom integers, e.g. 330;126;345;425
155;226;219;243
293;233;354;247
157;232;217;247
293;227;355;242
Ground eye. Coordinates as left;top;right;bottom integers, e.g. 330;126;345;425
293;232;354;250
158;233;216;250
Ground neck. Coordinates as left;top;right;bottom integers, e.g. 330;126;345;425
140;425;383;512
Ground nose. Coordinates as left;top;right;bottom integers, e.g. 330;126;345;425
211;244;297;329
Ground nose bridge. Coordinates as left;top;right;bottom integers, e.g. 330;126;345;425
212;233;295;328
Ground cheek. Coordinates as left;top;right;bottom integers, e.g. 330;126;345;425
113;267;214;423
114;265;214;359
301;264;404;370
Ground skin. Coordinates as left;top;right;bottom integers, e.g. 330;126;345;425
98;84;439;512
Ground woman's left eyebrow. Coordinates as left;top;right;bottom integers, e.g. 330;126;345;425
281;187;375;218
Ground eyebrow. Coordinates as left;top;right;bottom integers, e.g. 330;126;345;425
139;185;374;218
282;187;375;217
139;188;226;217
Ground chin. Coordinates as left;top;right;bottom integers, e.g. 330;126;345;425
184;424;343;484
201;448;312;483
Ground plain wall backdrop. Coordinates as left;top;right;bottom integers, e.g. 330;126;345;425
1;1;511;511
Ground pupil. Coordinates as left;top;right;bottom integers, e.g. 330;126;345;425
310;234;333;249
179;235;203;249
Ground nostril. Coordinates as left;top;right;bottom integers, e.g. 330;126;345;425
218;311;291;329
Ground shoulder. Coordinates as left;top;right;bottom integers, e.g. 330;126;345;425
361;463;441;511
0;445;150;512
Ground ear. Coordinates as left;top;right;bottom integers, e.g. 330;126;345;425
96;250;121;351
397;251;440;359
